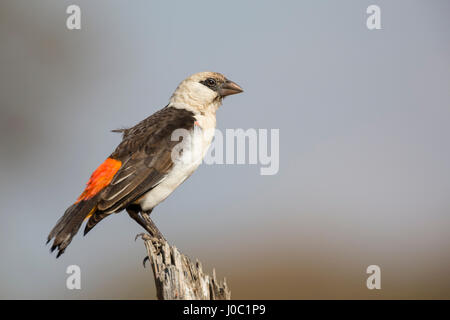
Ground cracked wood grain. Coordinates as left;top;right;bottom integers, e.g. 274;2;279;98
139;234;231;300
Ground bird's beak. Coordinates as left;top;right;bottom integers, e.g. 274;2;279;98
218;80;244;97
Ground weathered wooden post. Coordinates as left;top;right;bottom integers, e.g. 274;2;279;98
138;233;231;300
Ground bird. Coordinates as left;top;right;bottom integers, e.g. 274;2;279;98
47;72;243;257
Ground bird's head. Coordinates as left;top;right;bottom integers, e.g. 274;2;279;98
169;72;243;113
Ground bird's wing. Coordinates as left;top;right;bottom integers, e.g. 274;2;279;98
97;106;196;213
98;147;170;213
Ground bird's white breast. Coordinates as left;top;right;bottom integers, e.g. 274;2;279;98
139;113;216;211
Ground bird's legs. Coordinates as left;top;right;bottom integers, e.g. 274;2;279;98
127;205;165;241
141;210;165;241
127;205;165;263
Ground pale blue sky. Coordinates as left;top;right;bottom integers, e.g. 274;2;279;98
0;0;449;298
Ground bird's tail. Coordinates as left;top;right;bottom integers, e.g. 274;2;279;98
47;198;97;258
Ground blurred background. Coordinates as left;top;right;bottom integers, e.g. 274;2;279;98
0;0;449;299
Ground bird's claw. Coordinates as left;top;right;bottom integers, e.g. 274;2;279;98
149;236;163;255
142;256;150;267
136;233;163;265
135;232;151;241
140;238;162;268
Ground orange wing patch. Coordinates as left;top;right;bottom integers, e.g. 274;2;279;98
77;158;122;203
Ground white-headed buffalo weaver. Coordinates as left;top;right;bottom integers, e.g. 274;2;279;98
47;72;243;257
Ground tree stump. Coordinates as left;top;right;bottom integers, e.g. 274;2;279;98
139;233;231;300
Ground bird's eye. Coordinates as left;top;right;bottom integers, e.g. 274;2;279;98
206;78;216;87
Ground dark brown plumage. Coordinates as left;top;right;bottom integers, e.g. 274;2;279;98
48;106;195;256
92;107;196;219
47;71;243;258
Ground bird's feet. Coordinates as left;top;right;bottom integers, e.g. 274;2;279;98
135;232;164;264
135;232;151;242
